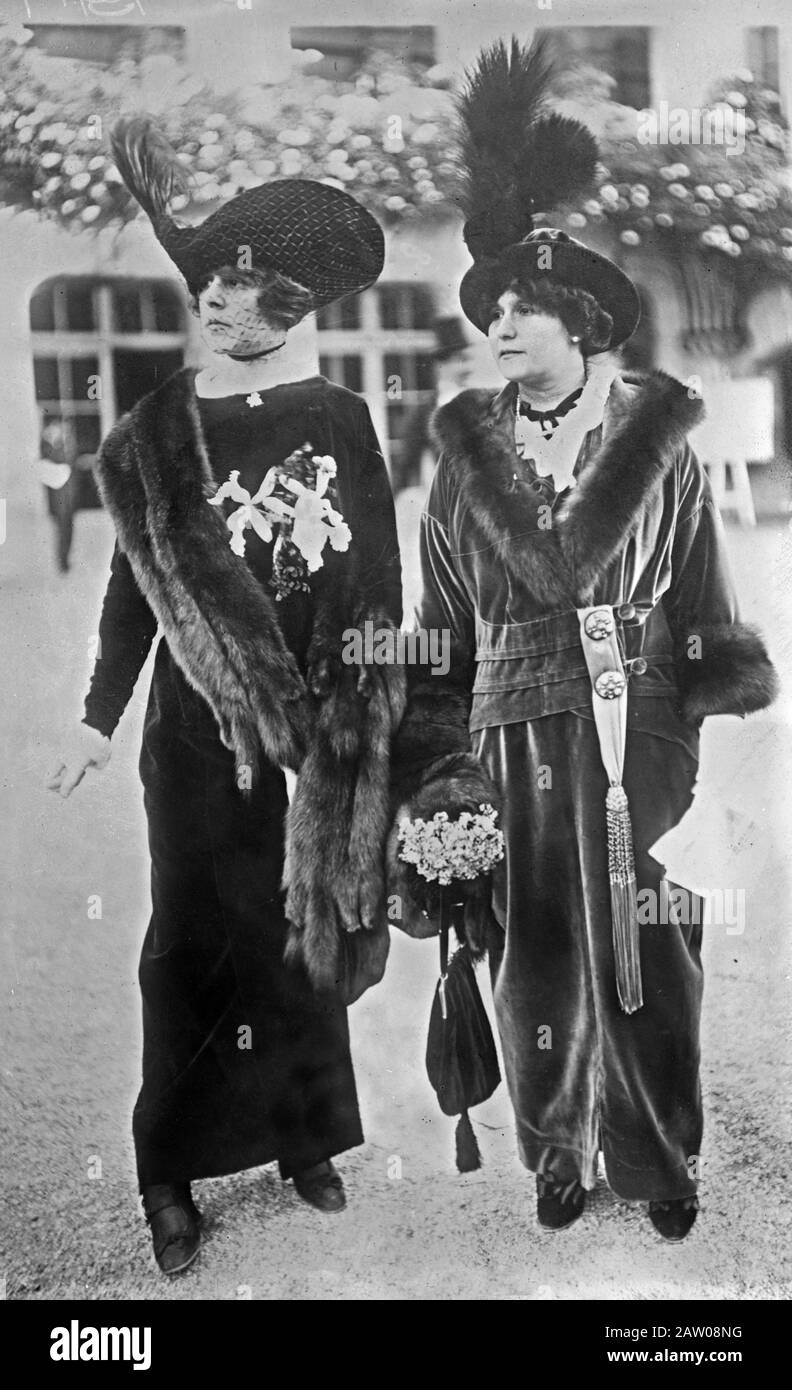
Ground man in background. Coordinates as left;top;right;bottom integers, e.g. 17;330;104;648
37;416;78;574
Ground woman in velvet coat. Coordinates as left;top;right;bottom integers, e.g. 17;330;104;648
389;39;778;1242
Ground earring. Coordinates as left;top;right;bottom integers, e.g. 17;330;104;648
569;334;581;344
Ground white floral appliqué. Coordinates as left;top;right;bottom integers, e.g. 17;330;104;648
207;467;292;557
276;456;352;572
208;454;351;569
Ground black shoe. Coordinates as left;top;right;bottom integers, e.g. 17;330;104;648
648;1195;699;1242
292;1161;346;1213
536;1174;587;1230
142;1182;201;1274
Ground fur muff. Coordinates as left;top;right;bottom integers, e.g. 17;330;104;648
391;684;481;800
387;747;501;950
675;622;780;722
388;677;499;941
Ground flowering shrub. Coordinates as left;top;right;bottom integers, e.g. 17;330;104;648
397;804;505;887
0;19;789;287
0;23;459;231
554;66;792;282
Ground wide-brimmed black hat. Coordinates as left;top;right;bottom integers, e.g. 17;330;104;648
455;36;640;349
110;118;384;303
459;228;640;347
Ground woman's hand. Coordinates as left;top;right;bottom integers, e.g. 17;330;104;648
46;724;111;798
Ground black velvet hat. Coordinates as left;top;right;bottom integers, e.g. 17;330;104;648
459;229;640;347
456;36;640;348
110;118;385;303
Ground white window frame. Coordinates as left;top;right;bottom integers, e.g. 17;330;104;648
30;276;188;443
317;283;436;466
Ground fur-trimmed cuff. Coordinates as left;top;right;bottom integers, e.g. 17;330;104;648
675;622;779;723
386;751;500;940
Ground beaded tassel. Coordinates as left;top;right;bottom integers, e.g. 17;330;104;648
606;784;643;1014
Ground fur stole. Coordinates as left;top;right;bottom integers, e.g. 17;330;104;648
94;367;406;996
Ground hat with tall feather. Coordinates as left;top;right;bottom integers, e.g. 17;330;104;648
109;118;385;304
456;35;640;348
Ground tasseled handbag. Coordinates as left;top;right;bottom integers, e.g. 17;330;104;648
425;896;501;1170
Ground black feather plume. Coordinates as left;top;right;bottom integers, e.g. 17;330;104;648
457;34;599;258
458;33;554;214
526;113;601;208
109;117;187;229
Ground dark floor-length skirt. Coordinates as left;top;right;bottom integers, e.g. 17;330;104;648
132;667;363;1189
474;698;704;1203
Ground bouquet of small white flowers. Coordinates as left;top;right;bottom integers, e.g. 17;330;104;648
397;804;505;889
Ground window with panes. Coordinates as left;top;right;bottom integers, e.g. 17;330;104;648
291;24;439;472
25;20;184;66
30;276;187;507
544;26;651;109
290;25;435;79
746;27;781;97
317;282;437;475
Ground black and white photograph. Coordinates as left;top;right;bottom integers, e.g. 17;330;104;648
1;0;790;1337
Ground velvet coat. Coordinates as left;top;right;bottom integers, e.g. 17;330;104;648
390;370;778;1200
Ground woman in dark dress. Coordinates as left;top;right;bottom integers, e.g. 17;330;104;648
46;120;403;1274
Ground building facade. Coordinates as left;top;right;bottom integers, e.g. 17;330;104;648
2;0;791;517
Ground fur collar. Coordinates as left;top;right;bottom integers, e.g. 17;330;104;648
431;370;705;606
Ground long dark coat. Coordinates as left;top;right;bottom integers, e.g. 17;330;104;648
390;371;777;1202
85;370;403;1188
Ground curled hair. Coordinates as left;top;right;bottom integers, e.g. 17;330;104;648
485;277;613;355
190;264;314;330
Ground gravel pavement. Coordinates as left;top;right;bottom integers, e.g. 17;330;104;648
2;491;791;1301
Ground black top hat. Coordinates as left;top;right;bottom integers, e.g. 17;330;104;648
455;36;640;348
433;316;471;360
110;119;384;304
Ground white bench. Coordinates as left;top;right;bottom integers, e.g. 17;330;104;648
690;378;774;529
